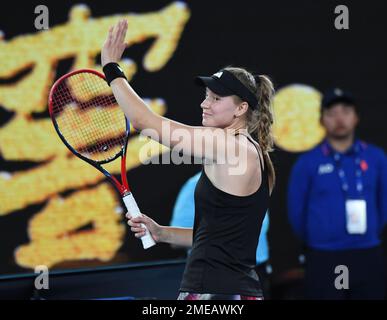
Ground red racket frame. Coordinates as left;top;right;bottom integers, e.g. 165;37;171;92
48;69;131;196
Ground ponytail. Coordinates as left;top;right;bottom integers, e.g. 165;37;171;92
224;67;276;193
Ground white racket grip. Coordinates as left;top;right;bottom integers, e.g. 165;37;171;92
122;193;156;249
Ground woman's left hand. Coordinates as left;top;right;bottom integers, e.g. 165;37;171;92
101;19;128;67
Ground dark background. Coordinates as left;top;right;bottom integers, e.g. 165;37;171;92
0;0;386;284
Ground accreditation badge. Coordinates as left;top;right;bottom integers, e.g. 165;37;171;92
345;199;367;234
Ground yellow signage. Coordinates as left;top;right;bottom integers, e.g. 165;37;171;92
0;2;190;270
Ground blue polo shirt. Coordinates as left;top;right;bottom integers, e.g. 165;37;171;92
171;172;270;264
287;139;387;250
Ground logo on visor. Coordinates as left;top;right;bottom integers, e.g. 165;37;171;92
213;72;223;78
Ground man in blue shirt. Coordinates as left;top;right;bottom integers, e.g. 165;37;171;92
171;172;271;298
288;88;387;299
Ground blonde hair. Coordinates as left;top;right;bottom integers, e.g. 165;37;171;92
224;66;276;192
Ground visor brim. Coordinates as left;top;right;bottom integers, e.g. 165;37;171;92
195;76;234;97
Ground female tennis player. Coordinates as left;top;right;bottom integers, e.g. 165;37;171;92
101;19;275;300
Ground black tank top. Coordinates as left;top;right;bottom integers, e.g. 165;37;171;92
180;135;270;296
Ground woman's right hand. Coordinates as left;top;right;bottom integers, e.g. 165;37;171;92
126;212;164;243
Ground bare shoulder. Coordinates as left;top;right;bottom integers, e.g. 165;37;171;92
234;134;264;171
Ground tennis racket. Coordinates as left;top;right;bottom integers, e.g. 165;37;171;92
48;69;156;249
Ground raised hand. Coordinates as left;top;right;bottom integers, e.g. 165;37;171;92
101;19;128;67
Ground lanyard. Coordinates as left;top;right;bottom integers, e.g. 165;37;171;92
326;141;364;199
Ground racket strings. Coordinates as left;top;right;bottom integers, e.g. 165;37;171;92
51;72;127;163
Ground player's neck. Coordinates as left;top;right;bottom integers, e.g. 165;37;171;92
225;118;247;133
326;133;355;153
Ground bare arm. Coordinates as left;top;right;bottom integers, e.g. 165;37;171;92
160;226;193;248
126;213;192;248
101;19;239;162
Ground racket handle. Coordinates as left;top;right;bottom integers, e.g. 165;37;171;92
122;193;156;250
